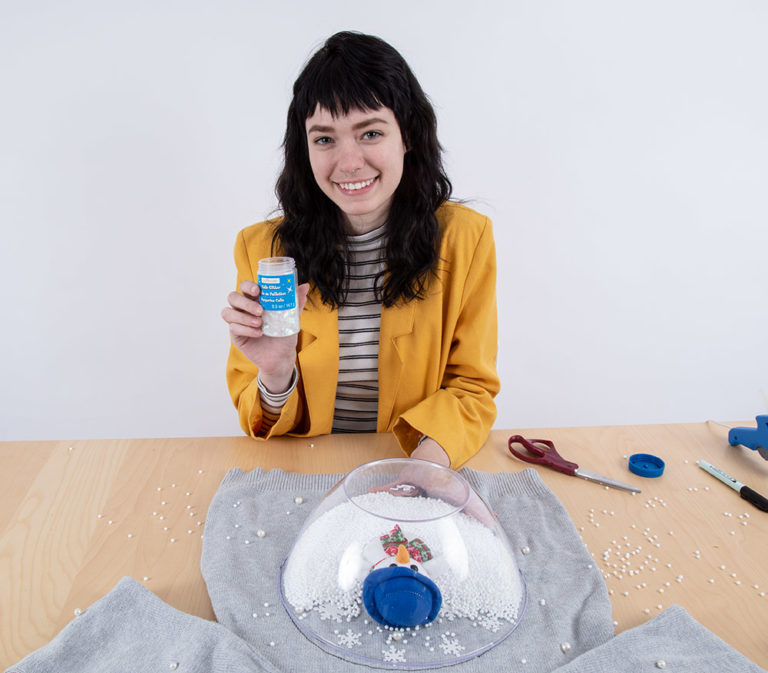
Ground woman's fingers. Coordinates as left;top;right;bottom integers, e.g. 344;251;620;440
221;305;261;328
239;280;260;298
222;283;265;330
228;320;262;339
369;481;425;497
223;280;308;350
369;462;496;527
227;290;263;316
297;282;310;310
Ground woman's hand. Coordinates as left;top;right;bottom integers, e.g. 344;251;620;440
411;438;450;466
370;441;496;526
221;280;310;392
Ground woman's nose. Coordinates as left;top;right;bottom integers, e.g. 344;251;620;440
337;141;365;175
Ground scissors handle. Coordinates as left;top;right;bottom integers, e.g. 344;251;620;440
507;435;579;476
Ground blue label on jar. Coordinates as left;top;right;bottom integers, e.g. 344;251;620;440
257;273;296;311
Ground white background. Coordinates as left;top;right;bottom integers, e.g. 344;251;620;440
1;0;766;441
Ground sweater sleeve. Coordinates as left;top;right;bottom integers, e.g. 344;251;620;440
393;216;500;468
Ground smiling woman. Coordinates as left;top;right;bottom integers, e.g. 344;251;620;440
221;31;499;469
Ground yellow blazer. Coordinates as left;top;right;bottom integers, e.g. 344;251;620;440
226;202;499;468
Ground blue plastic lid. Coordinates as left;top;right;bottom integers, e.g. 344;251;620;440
629;453;665;478
362;566;442;628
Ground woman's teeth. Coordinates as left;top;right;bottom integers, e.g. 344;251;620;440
338;177;375;191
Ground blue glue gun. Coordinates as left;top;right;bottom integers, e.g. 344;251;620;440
728;415;768;461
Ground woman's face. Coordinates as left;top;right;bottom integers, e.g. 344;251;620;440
305;105;406;235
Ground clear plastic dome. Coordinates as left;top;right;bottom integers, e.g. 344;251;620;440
279;458;527;669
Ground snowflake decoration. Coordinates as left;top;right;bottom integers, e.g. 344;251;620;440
382;645;407;663
318;602;344;622
439;634;465;657
336;629;362;649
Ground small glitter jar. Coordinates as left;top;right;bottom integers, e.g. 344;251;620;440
257;257;300;337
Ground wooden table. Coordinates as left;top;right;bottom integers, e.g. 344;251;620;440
2;422;767;669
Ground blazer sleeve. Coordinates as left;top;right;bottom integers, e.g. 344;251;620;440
225;228;306;438
393;217;500;468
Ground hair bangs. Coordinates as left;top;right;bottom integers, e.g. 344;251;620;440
293;61;392;123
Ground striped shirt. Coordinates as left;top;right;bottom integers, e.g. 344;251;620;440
332;225;386;433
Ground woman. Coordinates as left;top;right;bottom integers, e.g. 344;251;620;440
222;31;499;469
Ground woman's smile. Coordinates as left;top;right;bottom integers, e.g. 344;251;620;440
334;176;378;194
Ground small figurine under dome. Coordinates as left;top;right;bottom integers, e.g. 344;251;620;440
362;524;443;628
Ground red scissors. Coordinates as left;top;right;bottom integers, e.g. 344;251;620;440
508;435;641;494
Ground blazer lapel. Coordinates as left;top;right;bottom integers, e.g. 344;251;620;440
378;300;416;429
297;291;338;434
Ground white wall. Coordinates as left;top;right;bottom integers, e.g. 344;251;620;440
1;0;766;441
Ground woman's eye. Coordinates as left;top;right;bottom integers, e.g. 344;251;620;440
313;136;333;145
362;130;381;140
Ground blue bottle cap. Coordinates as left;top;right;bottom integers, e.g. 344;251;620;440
628;453;665;478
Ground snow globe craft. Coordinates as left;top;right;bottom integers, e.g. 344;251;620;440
279;458;527;669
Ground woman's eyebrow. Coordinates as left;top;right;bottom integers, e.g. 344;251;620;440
306;123;333;134
306;117;390;135
351;117;389;130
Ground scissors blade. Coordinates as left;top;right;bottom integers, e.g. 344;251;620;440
574;468;641;494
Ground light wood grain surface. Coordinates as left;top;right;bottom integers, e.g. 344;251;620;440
2;422;767;669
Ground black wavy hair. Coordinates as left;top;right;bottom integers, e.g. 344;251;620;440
273;31;452;307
